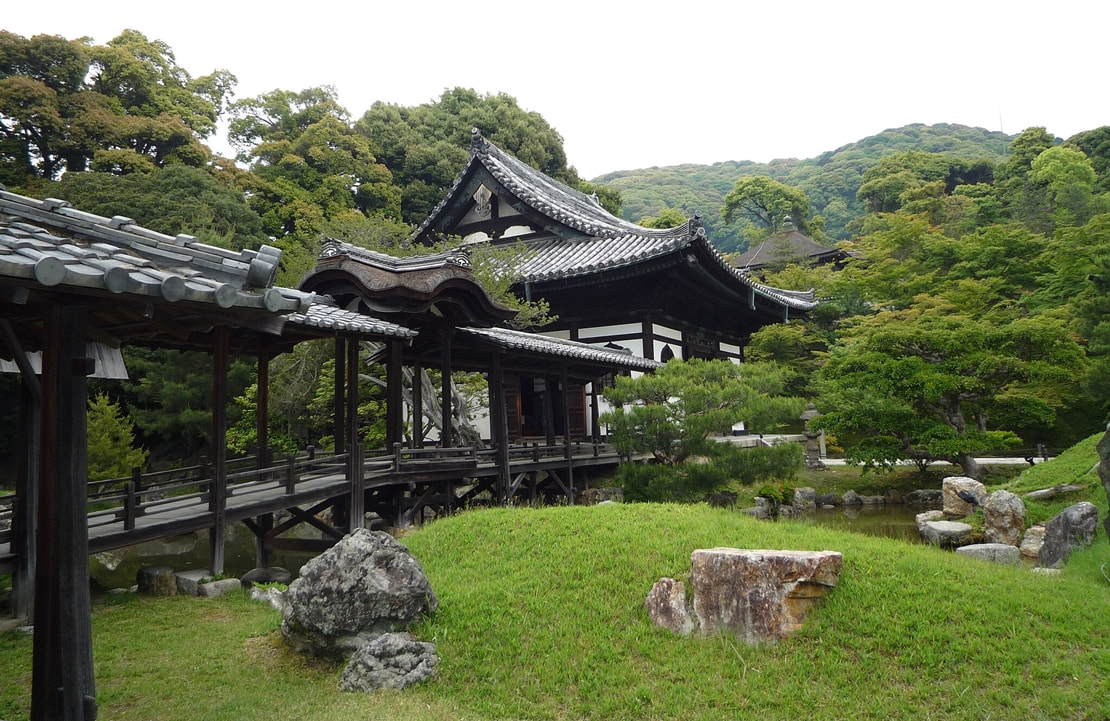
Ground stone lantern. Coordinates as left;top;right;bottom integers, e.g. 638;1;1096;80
799;403;825;469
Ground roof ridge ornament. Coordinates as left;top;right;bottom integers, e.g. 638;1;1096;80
470;127;489;154
689;212;706;238
319;237;347;258
447;244;472;268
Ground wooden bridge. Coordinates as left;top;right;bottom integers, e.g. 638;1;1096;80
0;438;625;577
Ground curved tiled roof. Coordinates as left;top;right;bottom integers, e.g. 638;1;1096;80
287;302;416;339
0;187;311;312
458;326;663;372
413;131;817;312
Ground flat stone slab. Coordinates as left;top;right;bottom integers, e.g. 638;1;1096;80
689;548;842;645
955;543;1021;565
920;520;974;547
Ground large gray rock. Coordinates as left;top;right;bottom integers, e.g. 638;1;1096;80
136;566;177;596
1020;525;1046;559
955;543;1021;565
645;577;695;636
983;490;1026;546
906;489;943;509
282;529;438;660
1036;502;1100;569
689;548;842;645
942;477;986;517
339;632;437;692
920;520;975;547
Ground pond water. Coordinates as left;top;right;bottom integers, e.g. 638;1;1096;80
794;504;926;543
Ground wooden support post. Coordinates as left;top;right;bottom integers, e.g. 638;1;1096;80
439;329;453;448
254;513;273;568
13;379;39;621
561;365;574;505
348;442;365;533
346;339;359;469
543;374;556;448
256;345;271;469
590;377;601;444
333;338;346;454
412;360;423;448
386;338;403;448
209;325;229;576
31;302;96;721
490;353;510;504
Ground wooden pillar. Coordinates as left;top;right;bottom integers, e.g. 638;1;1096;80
253;513;273;568
2;318;41;619
543;374;556;448
31;302;96;721
561;365;574;504
489;353;510;504
346;338;359;474
13;378;39;620
256;345;271;469
590;377;601;444
333;338;346;454
412;359;423;449
641;314;655;360
385;338;403;448
209;325;229;576
439;329;453;448
348;443;365;532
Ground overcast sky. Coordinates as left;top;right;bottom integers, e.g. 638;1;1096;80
6;0;1109;179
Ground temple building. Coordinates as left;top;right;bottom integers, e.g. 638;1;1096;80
403;130;818;438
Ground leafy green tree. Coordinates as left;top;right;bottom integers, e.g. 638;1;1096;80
720;175;812;235
744;322;826;396
0;30;233;185
1029;145;1106;227
601;359;803;466
816;307;1084;479
638;207;687;229
47;164;269;249
1066;126;1110;193
86;393;148;482
601;359;803;501
356;88;588;223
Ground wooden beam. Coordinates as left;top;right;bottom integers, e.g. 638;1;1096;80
208;326;229;576
386;338;403;448
31;302;96;721
333;338;346;454
412;359;423;448
440;329;453;448
256;346;271;469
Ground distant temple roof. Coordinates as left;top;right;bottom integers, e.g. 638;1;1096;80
412;130;817;313
733;229;849;272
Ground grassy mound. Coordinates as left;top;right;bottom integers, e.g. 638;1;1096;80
1;451;1108;720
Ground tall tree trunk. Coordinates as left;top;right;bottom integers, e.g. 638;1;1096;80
957;453;982;480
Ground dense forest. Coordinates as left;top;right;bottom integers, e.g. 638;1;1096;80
2;29;1109;481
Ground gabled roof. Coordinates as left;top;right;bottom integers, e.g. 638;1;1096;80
733;229;848;272
299;238;517;327
457;326;664;373
412;131;817;313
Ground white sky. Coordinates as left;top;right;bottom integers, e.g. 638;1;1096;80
6;0;1109;179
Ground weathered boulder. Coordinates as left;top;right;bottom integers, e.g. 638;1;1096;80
840;490;863;506
580;487;624;505
906;489;943;508
339;632;437;692
689;548;842;645
282;529;438;661
983;490;1026;546
707;491;738;508
942;477;986;517
1022;484;1086;502
915;510;945;534
136;565;177;596
955;543;1021;565
815;493;839;507
250;585;287;611
645;577;695;636
1020;525;1046;559
792;487;817;511
920;520;975;547
1036;502;1100;569
198;578;242;598
1099;425;1110;540
240;566;292;589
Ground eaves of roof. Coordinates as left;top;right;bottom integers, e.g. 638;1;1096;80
457;326;663;372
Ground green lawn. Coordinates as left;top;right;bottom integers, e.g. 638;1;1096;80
1;442;1108;721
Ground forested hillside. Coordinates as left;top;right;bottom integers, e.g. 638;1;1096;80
2;28;1110;481
598;124;1014;251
